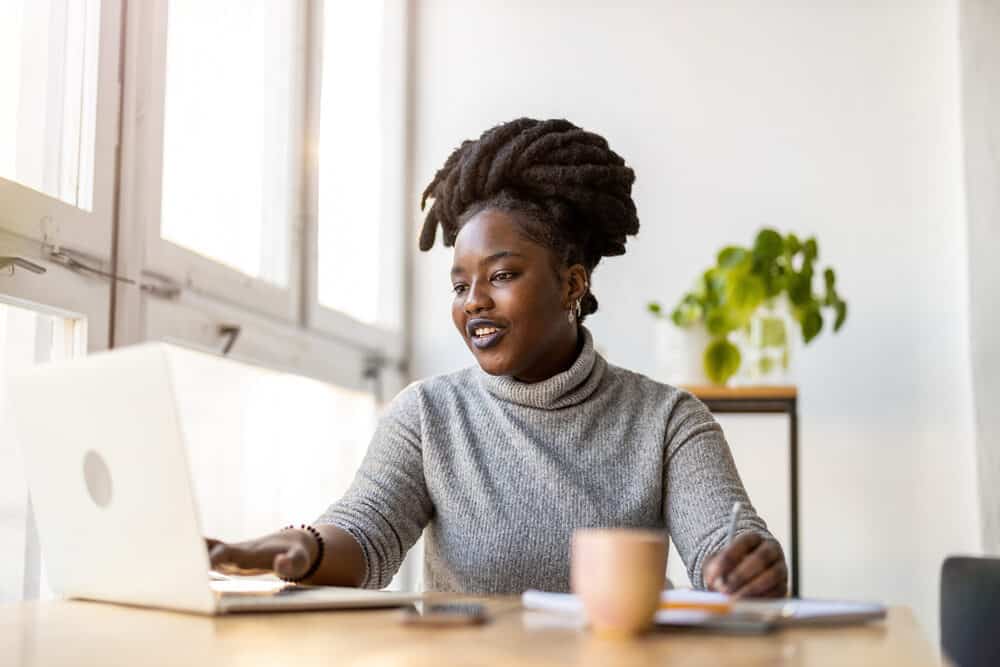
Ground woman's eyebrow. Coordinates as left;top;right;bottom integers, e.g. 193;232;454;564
451;251;525;277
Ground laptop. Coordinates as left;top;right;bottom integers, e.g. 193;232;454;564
7;342;422;615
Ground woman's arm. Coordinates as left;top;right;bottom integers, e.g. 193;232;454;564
207;383;433;587
663;392;787;596
314;382;433;589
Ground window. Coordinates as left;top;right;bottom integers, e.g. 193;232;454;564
317;0;385;325
0;0;100;210
160;0;297;287
307;0;406;356
0;300;86;602
133;0;304;321
128;0;407;359
0;0;120;263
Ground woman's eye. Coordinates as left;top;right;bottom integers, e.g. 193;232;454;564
452;284;468;295
492;271;516;282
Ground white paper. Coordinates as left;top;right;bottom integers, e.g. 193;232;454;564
521;589;886;627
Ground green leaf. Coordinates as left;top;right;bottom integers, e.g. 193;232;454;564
717;246;749;269
788;272;812;306
833;299;848;331
648;302;662;316
726;273;766;312
705;310;731;336
785;233;801;255
704;338;741;385
801;305;823;343
759;316;787;347
753;229;784;261
670;295;703;327
762;274;782;298
804;237;818;262
823;268;836;290
702;269;726;307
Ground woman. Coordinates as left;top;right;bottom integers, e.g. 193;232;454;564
209;118;788;598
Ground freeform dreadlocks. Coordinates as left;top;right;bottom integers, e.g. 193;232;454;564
419;118;639;321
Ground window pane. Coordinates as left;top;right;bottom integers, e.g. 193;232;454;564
0;0;101;210
0;302;84;603
317;1;384;324
160;0;296;286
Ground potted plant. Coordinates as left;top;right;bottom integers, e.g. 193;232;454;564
648;228;847;385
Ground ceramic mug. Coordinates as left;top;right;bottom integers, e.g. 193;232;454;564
571;528;667;638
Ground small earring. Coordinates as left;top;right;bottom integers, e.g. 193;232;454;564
567;308;575;324
575;299;582;319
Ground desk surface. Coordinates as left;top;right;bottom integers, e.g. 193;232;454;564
0;598;938;667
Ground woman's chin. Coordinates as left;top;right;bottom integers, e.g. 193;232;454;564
472;352;517;377
476;360;514;376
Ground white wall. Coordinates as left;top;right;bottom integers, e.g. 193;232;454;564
960;0;1000;556
407;0;981;640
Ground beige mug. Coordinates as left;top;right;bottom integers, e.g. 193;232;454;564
571;528;667;638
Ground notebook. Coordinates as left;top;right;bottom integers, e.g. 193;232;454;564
522;589;886;632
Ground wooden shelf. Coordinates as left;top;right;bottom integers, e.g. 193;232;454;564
681;385;797;401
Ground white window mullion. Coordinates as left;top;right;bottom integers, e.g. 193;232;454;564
20;316;53;601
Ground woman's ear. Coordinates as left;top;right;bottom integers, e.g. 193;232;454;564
564;264;589;305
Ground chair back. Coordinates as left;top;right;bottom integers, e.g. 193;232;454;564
941;555;1000;667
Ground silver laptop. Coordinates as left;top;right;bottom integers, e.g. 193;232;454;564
7;342;421;615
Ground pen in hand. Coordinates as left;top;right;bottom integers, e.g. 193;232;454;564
721;501;743;589
725;501;743;547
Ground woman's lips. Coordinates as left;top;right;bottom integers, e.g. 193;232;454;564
470;328;506;350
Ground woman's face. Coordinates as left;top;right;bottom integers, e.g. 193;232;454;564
451;208;583;381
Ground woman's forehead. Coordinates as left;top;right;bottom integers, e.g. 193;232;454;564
453;209;549;259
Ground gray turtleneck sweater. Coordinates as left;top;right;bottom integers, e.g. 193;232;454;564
318;328;776;593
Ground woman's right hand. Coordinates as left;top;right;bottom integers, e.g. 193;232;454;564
205;529;319;581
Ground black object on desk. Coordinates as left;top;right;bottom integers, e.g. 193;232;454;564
941;555;1000;667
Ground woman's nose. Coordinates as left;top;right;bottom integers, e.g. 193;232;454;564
464;281;493;314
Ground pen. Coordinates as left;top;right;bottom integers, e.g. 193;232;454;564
659;599;732;614
719;501;743;591
725;501;743;547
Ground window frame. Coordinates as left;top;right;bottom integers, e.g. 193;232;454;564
0;0;123;263
130;0;305;324
302;0;407;362
121;0;409;368
0;225;109;606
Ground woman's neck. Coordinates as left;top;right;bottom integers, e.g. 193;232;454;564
513;327;582;383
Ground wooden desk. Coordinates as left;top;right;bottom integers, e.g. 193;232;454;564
0;598;939;666
683;385;800;596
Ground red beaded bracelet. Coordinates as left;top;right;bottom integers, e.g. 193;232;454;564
280;524;325;583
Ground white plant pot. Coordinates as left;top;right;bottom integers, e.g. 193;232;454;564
732;298;796;386
653;320;710;386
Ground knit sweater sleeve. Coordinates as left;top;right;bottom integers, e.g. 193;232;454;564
663;390;781;589
315;382;433;589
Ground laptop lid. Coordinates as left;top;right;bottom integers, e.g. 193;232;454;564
8;343;217;614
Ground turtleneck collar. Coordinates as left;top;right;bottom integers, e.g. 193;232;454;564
477;326;607;410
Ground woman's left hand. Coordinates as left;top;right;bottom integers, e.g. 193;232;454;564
702;532;788;598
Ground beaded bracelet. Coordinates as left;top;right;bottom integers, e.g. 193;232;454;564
280;524;325;583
